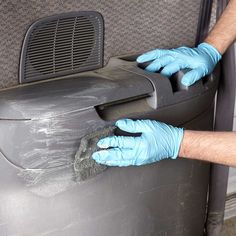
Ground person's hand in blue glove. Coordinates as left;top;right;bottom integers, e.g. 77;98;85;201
92;119;184;167
136;43;222;86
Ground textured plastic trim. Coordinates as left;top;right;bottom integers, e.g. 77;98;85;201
19;11;104;84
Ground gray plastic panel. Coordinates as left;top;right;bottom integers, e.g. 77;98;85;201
0;56;219;120
0;105;214;236
0;70;153;120
0;151;209;236
0;56;219;235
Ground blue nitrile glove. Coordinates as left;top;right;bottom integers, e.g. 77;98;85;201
92;119;184;167
137;42;221;86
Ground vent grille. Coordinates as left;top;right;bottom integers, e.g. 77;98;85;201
20;12;104;83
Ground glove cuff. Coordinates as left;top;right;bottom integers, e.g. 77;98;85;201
171;127;184;160
198;42;222;63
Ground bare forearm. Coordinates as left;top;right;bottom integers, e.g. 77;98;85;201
179;130;236;167
205;0;236;54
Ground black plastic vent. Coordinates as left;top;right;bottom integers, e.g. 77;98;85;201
20;12;104;83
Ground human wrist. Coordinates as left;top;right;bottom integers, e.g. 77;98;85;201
178;130;200;159
204;38;225;55
178;130;189;158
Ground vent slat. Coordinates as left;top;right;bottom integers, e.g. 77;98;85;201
27;46;54;52
25;64;100;77
27;42;91;58
36;24;57;30
25;56;100;72
56;36;94;45
32;31;56;37
26;58;53;64
74;39;95;45
25;57;98;73
27;34;95;49
56;63;100;72
26;51;53;57
25;58;100;75
74;24;95;29
28;41;54;47
31;34;54;39
30;35;55;41
55;40;94;48
42;19;93;25
56;48;92;56
25;53;100;69
59;18;90;24
57;29;95;37
34;27;95;38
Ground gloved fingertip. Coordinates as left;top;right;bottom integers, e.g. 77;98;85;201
145;64;156;72
160;70;172;78
115;119;130;128
97;138;110;149
181;68;204;86
92;152;100;162
181;72;197;87
115;119;123;126
137;51;156;63
137;52;154;63
181;78;192;87
92;150;109;164
136;55;146;63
